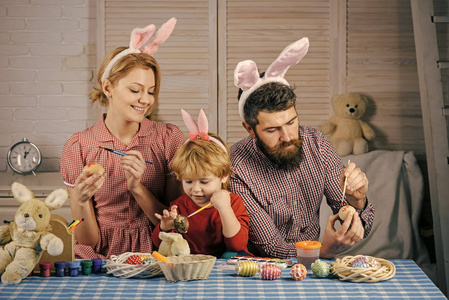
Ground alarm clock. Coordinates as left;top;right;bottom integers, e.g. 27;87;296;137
7;138;42;175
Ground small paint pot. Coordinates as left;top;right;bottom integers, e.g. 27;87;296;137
39;262;51;277
54;261;66;277
91;259;103;274
81;260;93;275
68;261;80;277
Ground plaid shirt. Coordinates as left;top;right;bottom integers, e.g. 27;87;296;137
229;126;375;258
60;115;185;259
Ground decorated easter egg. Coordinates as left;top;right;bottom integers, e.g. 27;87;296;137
311;259;330;278
260;264;282;280
142;256;157;264
235;260;259;277
339;205;356;221
350;256;381;269
125;255;142;265
290;263;307;281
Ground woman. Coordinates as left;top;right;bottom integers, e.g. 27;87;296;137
60;18;184;259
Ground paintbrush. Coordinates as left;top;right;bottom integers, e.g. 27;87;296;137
187;202;213;218
99;146;153;164
341;160;351;206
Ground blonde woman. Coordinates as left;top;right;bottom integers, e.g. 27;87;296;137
60;19;184;259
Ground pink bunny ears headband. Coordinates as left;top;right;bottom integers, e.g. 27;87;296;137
234;37;310;119
181;109;228;153
101;17;177;83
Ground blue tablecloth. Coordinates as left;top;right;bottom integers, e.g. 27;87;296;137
0;259;446;299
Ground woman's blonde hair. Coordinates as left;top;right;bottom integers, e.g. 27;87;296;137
172;133;231;189
89;47;162;116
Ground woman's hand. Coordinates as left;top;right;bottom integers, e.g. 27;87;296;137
154;205;178;232
73;169;104;204
121;150;146;191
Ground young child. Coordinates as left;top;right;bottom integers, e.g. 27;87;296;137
152;109;250;258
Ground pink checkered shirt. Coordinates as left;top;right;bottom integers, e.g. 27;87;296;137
229;126;375;258
60;115;184;259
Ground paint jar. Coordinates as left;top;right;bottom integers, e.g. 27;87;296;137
68;261;80;277
54;261;66;277
81;260;93;275
39;262;51;277
92;259;103;274
295;241;321;269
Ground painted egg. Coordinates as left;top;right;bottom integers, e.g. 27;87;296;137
350;256;380;269
142;256;157;264
311;260;330;278
290;263;307;281
260;264;282;280
174;214;189;233
235;260;258;277
125;255;142;265
339;205;356;221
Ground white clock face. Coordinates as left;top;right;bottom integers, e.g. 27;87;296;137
9;142;41;173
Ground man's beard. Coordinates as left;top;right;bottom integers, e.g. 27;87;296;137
255;133;303;170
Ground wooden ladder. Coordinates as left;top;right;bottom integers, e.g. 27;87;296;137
410;0;449;296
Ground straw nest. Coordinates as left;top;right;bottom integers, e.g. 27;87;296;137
331;255;396;283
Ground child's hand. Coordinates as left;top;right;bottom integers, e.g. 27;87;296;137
155;205;178;232
210;190;231;212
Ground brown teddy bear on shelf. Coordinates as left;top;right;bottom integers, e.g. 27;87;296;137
0;182;68;285
321;92;375;157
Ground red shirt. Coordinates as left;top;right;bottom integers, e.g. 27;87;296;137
153;193;250;258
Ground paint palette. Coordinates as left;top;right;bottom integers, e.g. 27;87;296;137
227;255;293;269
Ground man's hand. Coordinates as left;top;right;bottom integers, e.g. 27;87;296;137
341;162;369;209
320;210;364;259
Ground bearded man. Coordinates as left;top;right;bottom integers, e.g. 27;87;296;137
229;80;375;259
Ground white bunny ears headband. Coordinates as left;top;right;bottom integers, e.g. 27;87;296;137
181;109;228;153
101;17;177;83
234;37;310;119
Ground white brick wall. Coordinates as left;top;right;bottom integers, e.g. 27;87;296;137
0;0;97;172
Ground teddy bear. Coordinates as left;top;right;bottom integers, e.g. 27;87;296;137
321;92;375;156
157;232;190;257
0;182;68;285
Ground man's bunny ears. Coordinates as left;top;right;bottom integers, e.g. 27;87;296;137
234;37;309;119
101;17;177;83
181;109;228;153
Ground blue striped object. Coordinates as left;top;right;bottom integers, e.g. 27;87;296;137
0;259;445;299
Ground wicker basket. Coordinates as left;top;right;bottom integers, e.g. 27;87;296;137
104;252;163;279
158;254;217;282
331;255;396;283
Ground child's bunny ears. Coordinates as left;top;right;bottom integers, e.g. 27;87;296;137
181;109;228;153
234;37;309;119
101;17;177;83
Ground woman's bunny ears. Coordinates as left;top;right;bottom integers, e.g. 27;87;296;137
181;109;228;153
234;37;309;119
101;17;177;83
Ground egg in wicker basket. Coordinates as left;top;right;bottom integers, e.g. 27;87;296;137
158;254;217;282
104;252;163;279
331;255;396;283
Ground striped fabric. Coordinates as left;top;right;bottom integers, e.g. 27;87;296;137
229;126;375;258
0;260;445;299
